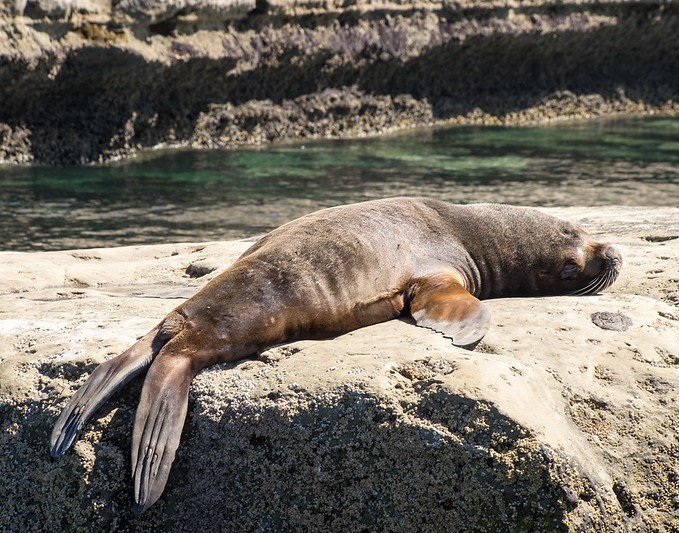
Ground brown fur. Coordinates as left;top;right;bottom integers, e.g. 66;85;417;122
50;198;622;512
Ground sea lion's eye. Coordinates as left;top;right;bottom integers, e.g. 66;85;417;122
561;263;579;279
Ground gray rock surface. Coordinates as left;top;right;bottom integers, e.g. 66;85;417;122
1;206;678;531
1;1;678;163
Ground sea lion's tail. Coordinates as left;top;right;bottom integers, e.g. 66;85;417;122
50;326;162;458
131;353;193;513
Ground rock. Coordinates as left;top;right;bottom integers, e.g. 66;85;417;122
1;1;678;164
1;206;678;531
115;0;255;24
591;311;633;332
13;0;111;18
12;0;254;20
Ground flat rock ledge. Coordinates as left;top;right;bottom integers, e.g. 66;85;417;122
1;206;678;532
2;0;679;164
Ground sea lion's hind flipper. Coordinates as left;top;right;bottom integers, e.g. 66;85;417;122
409;273;490;347
50;327;161;458
131;355;192;514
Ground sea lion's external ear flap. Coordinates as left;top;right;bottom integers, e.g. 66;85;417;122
409;272;490;347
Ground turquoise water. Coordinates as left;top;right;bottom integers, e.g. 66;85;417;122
1;116;678;251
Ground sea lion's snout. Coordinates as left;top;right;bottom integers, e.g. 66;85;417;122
570;243;622;296
602;244;622;279
604;245;622;265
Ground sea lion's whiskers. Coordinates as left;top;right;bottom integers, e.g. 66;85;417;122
570;276;603;296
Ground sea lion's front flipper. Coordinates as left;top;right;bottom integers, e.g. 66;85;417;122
131;354;193;513
409;272;490;347
50;327;161;458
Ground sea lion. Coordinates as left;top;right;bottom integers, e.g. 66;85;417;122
49;198;622;512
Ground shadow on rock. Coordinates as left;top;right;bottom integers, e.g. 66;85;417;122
163;389;579;531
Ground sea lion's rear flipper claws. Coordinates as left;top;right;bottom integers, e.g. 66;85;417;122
131;356;192;513
50;327;160;458
409;272;490;347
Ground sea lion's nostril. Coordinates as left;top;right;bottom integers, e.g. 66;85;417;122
604;246;622;263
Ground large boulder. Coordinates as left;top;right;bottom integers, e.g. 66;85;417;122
1;206;678;531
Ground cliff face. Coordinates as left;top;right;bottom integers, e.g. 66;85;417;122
1;0;678;164
1;207;678;531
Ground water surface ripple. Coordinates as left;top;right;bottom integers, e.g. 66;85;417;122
1;116;677;251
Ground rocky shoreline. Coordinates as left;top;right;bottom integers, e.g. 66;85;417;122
2;0;679;164
1;207;678;531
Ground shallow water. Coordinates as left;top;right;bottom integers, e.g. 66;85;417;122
1;116;678;251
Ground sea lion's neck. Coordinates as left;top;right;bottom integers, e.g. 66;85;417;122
461;230;542;300
471;251;538;299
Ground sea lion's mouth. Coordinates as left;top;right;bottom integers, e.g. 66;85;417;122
569;246;622;296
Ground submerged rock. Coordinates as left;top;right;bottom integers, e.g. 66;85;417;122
1;206;678;531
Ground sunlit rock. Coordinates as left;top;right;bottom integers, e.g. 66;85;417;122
1;207;678;530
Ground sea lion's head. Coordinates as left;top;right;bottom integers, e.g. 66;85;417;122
534;223;622;296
